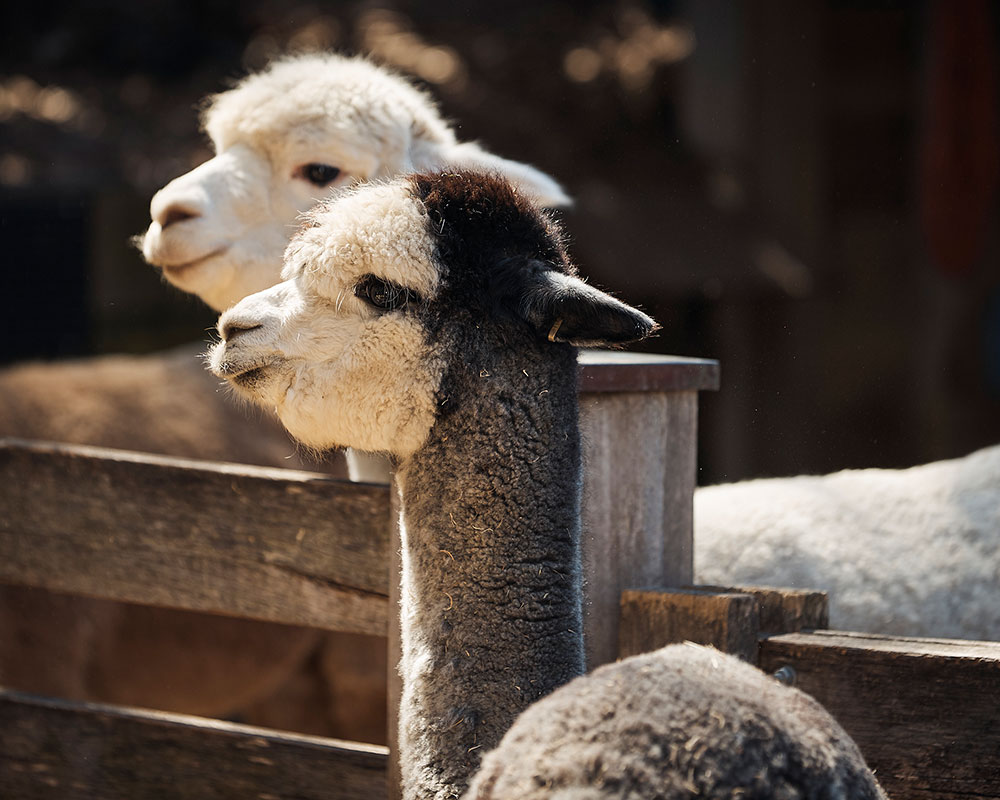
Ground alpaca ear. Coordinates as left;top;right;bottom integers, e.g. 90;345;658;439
517;266;658;347
443;142;572;208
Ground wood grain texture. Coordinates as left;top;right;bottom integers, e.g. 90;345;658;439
1;354;713;799
692;584;829;635
0;688;387;800
0;438;391;634
579;391;698;670
759;630;1000;799
577;351;720;393
619;588;758;661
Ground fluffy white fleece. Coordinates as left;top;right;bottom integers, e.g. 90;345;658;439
142;52;569;312
695;444;1000;640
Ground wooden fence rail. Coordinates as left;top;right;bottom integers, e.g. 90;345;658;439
0;689;387;800
1;353;721;799
760;630;1000;800
0;438;391;635
622;588;1000;800
9;350;999;800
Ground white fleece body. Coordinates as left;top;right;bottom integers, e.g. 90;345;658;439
695;444;1000;639
142;53;569;312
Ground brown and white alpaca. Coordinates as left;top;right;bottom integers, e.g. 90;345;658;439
210;170;885;800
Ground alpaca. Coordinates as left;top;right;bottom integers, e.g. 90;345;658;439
0;342;315;469
209;170;884;800
141;51;568;486
466;643;882;800
137;58;998;645
696;444;1000;640
140;52;568;313
0;344;329;723
2;53;568;737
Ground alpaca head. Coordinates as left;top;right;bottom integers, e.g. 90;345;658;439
141;54;570;312
208;171;655;458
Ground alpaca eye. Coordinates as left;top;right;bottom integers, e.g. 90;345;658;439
296;163;341;187
354;275;419;311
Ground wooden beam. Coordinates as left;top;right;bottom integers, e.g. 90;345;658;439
0;438;391;635
580;392;699;669
759;631;1000;799
619;587;758;661
692;584;829;634
618;585;828;662
0;688;387;800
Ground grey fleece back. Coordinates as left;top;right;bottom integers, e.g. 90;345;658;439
466;643;888;800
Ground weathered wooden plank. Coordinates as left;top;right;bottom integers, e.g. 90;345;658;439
0;688;387;800
692;584;829;635
759;631;1000;799
578;352;720;393
619;588;758;661
579;391;698;669
0;438;391;635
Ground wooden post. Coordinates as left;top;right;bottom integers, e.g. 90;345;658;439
385;352;717;799
618;585;829;663
577;353;719;669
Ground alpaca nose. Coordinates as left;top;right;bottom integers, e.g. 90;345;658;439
219;318;262;343
156;203;200;229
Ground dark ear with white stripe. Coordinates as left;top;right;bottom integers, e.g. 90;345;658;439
515;263;658;347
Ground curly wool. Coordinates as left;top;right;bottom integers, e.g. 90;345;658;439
210;171;880;800
467;643;886;800
696;444;1000;640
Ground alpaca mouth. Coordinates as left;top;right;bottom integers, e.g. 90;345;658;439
210;349;283;387
230;365;268;387
159;247;228;278
213;358;271;381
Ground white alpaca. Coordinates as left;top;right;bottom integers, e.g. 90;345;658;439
209;170;885;800
3;54;566;737
140;52;568;313
696;445;1000;640
141;51;568;485
140;56;999;643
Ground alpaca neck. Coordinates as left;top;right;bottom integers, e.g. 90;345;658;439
395;343;585;800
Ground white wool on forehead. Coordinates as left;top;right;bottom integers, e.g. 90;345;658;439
284;182;441;299
203;53;457;154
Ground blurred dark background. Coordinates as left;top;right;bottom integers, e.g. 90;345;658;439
1;0;998;484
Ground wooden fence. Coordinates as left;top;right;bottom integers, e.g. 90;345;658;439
1;352;998;799
621;587;1000;799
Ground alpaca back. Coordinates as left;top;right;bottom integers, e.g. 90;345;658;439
695;444;1000;639
0;343;348;728
466;643;886;800
0;343;337;470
